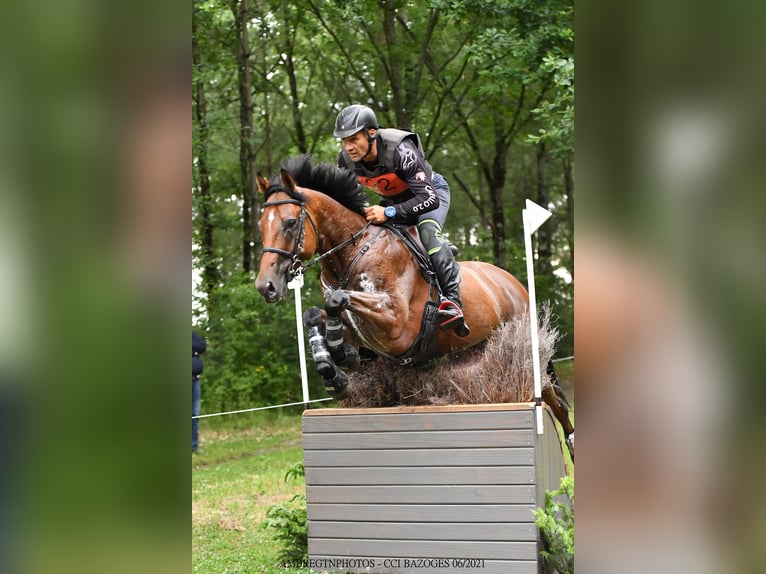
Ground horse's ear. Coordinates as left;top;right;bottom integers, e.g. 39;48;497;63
256;172;270;194
280;168;297;191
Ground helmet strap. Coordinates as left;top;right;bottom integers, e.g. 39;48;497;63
363;129;376;161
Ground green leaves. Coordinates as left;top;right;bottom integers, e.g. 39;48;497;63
534;474;574;574
261;461;308;563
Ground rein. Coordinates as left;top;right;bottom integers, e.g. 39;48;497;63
261;196;372;279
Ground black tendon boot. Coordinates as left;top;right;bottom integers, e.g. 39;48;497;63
429;246;470;337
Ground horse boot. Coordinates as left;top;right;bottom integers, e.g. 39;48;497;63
302;307;334;379
429;246;470;337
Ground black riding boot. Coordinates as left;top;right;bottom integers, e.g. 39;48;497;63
429;245;470;337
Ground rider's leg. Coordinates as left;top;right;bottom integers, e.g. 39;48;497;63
418;173;469;337
417;222;470;337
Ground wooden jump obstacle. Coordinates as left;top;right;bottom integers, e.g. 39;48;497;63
302;402;569;574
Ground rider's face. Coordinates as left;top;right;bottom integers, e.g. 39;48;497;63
341;129;376;162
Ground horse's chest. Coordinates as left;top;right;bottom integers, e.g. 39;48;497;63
356;272;377;294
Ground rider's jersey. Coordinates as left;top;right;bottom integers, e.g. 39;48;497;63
337;128;440;222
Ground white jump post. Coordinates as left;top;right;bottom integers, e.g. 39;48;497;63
522;199;553;435
287;272;310;409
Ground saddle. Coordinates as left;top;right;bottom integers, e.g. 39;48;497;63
380;223;450;366
382;223;437;286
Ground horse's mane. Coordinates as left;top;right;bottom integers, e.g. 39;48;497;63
266;154;367;215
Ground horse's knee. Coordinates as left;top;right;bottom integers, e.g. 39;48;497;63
326;290;350;317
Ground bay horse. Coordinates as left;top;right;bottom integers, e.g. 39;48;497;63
255;155;573;453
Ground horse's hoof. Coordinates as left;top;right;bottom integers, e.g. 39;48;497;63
339;344;360;370
324;370;349;400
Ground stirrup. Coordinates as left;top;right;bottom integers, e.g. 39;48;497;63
437;301;470;337
437;300;463;321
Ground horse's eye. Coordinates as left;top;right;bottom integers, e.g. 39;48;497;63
282;218;298;234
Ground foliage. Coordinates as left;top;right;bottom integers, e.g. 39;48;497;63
528;54;574;157
196;273;327;413
535;474;574;574
261;462;308;563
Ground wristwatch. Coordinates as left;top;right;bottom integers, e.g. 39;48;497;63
384;205;396;219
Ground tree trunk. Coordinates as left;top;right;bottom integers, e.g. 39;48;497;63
232;0;258;274
536;142;553;279
563;151;574;270
383;0;408;127
192;10;219;298
284;21;308;153
489;118;509;269
257;17;273;176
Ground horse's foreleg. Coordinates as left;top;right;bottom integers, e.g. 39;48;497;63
325;291;359;370
302;306;348;399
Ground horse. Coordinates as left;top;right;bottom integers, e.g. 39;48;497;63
255;155;573;455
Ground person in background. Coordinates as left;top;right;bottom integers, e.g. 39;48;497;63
192;330;206;453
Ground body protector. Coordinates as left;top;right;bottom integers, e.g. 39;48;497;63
338;128;433;197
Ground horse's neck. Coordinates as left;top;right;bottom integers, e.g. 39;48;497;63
310;194;366;248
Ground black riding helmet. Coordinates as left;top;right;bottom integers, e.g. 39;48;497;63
333;105;379;139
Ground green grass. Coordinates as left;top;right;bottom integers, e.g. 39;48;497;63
192;412;308;574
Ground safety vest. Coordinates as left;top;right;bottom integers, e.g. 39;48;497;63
340;128;433;197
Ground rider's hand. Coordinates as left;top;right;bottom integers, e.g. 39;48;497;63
364;205;388;224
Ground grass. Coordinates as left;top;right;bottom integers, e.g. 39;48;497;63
192;412;308;574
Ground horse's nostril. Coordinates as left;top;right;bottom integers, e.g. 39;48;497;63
266;281;276;294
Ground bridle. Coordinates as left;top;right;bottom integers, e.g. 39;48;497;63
261;193;371;280
261;196;318;278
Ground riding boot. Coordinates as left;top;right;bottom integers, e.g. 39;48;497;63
429;245;470;337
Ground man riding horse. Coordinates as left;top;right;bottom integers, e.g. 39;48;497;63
333;104;469;337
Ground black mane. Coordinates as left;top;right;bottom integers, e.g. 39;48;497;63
265;154;367;215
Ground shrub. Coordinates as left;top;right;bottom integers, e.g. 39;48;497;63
261;462;308;563
535;474;574;574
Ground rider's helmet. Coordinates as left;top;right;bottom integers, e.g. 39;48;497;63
333;105;379;138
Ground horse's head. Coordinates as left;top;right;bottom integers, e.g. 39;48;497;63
255;169;318;303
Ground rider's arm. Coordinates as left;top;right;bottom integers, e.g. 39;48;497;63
388;140;439;219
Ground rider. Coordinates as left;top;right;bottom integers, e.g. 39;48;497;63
333;104;469;337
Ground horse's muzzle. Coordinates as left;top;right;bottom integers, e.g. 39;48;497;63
255;276;285;303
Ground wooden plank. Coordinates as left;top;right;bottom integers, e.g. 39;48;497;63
535;406;568;506
309;521;537;541
302;429;534;450
306;485;536;504
303;410;534;433
307;557;538;574
305;466;535;486
303;447;535;467
308;538;538;561
307;503;537;523
303;403;535;416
